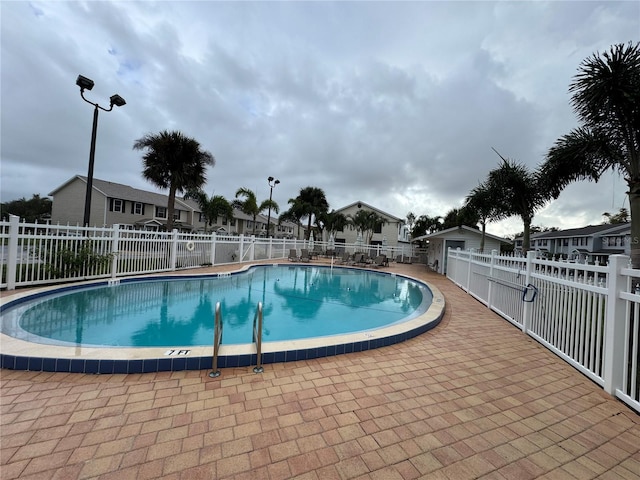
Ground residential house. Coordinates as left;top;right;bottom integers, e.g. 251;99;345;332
412;225;512;274
528;223;631;264
48;175;299;237
330;201;410;253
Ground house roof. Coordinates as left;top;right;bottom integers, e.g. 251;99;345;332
411;225;512;244
49;175;299;229
531;223;630;239
49;175;195;210
333;201;404;222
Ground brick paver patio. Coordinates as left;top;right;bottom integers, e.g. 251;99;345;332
1;263;639;479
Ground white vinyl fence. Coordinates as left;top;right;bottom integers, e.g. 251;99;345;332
447;248;640;413
0;216;413;291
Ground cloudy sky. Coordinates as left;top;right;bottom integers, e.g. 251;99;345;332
1;1;636;237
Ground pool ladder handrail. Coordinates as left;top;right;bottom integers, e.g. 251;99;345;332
208;302;224;378
253;301;264;373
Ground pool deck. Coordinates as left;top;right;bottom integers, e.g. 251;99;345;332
1;261;639;479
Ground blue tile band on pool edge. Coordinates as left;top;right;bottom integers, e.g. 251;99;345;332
0;315;442;374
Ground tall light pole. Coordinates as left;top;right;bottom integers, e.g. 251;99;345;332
266;176;280;237
76;75;126;226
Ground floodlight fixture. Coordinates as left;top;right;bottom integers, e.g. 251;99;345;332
110;94;126;107
76;75;95;91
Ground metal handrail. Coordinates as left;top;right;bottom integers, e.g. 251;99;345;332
209;302;223;378
252;302;264;373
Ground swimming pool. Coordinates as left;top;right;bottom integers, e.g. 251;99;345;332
0;264;445;373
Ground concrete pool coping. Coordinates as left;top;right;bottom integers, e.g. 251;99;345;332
0;262;445;374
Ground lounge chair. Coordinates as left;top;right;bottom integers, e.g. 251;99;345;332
300;249;312;262
348;253;364;266
357;254;371;266
288;249;298;261
337;252;351;264
371;255;388;268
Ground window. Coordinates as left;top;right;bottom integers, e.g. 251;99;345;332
156;207;167;219
374;223;382;234
173;210;180;221
132;202;144;215
109;198;124;213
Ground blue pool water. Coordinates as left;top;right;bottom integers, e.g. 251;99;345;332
2;265;432;348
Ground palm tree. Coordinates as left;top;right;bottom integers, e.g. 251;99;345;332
319;210;349;239
602;207;630;224
540;42;640;265
279;200;305;239
1;194;52;222
184;189;233;233
290;187;329;239
406;212;416;237
485;152;549;252
133;130;215;232
465;182;502;252
440;207;481;231
412;214;443;238
233;187;278;236
349;210;387;245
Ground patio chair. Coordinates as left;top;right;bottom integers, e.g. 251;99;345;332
337;252;351;264
300;249;312;262
348;253;364;266
357;253;371;266
288;249;299;261
371;255;388;268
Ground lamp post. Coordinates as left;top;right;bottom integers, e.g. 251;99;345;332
76;75;126;226
266;176;280;237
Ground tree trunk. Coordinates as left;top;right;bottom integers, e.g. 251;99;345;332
480;221;486;253
522;217;531;253
628;182;640;268
167;186;176;232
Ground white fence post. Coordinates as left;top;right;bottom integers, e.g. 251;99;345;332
210;233;217;265
464;248;471;292
522;250;536;334
110;224;120;280
170;229;179;270
487;249;497;308
603;255;630;395
250;235;256;261
6;215;19;291
239;235;245;262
